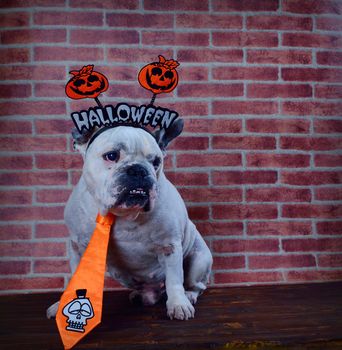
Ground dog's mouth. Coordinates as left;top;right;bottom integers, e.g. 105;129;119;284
126;187;150;210
115;186;155;212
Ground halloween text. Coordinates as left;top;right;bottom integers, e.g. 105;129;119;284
71;103;179;133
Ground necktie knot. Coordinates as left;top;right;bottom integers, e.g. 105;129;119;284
96;212;115;226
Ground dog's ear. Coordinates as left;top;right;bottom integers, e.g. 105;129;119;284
154;118;184;153
71;127;95;156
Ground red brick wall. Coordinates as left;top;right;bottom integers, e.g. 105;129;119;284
0;0;341;294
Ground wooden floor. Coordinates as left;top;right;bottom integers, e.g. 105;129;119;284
0;282;342;349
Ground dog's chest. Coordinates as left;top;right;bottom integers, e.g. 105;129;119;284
107;219;171;275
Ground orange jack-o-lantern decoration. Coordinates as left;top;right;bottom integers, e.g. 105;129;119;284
138;55;179;95
65;65;109;100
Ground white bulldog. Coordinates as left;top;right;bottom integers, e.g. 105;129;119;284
47;120;212;321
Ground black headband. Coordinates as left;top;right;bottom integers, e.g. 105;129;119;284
86;123;156;151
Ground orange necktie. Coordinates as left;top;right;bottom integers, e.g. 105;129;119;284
56;213;115;349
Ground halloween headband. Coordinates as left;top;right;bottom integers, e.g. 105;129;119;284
65;56;180;136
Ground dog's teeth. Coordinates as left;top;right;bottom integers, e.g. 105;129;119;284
129;189;146;195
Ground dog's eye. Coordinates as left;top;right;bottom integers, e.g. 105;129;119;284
103;151;120;162
152;157;161;170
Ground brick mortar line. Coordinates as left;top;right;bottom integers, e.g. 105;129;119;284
0;236;70;243
0;222;65;227
1;254;341;261
0;254;68;259
214;265;342;271
2;6;341;18
2;191;340;202
213;264;342;273
313;253;319;267
2;238;341;245
2;40;339;48
3;115;339;122
2;63;342;70
0;289;64;296
206;218;340;223
1;25;342;34
212;269;342;276
1;167;341;173
29;162;342;168
1;61;340;66
213;251;342;260
1;217;339;224
1;199;341;208
3;98;342;106
172;146;341;150
0;203;65;208
207;280;341;287
1;130;342;137
205;217;342;222
6;59;342;67
0;273;68;278
2;121;342;129
208;234;342;240
213;251;342;256
13;28;301;38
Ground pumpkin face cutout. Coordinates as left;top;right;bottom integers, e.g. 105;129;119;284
65;65;109;100
138;55;179;95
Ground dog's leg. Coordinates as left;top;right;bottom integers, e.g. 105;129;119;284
159;242;195;320
46;239;82;319
184;232;213;305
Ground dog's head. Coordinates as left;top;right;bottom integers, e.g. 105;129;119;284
72;120;183;219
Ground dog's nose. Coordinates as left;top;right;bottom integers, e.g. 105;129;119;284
126;164;148;178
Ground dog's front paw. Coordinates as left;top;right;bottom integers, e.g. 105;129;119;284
166;295;195;320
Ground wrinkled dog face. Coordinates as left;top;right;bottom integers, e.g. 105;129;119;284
82;126;163;217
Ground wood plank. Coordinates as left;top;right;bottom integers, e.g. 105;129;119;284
0;282;341;349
